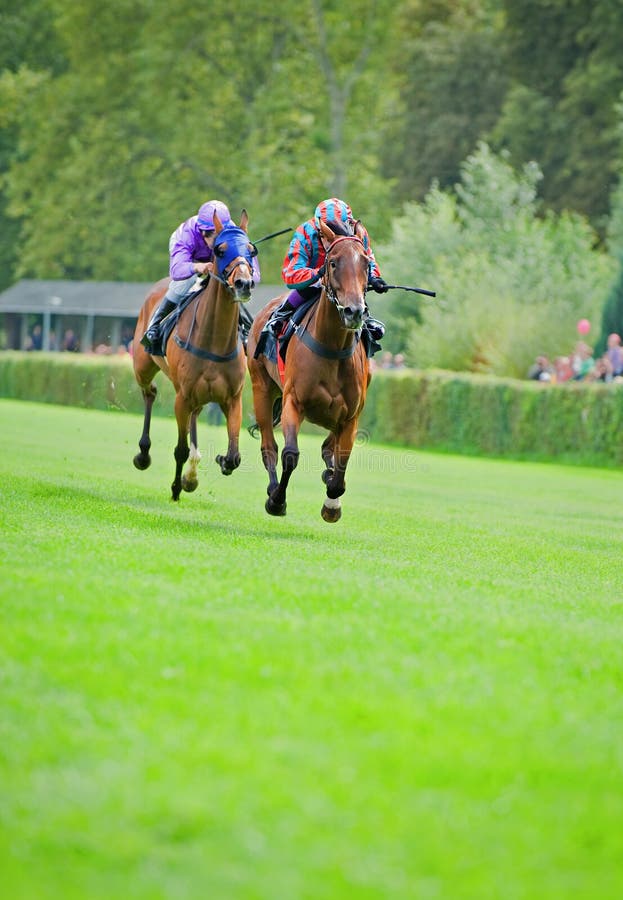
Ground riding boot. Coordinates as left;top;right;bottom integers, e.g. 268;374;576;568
141;298;177;354
268;298;295;336
364;316;385;341
238;304;254;350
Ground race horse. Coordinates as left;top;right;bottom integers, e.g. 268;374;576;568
132;210;256;501
247;218;371;523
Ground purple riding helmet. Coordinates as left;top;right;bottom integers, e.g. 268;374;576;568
197;200;232;231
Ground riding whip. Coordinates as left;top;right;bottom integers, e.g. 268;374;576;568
385;284;436;297
252;227;293;245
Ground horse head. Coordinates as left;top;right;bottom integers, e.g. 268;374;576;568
212;209;257;301
319;218;369;331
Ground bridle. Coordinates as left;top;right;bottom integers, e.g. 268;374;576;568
173;226;256;361
209;227;257;299
322;235;367;321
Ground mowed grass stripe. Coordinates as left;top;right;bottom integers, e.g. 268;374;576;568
0;399;622;899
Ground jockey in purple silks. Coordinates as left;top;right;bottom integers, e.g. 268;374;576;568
264;197;387;341
141;199;260;355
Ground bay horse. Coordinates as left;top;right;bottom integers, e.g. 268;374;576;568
132;210;256;501
247;219;371;522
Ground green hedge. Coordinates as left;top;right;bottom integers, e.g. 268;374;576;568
2;352;623;467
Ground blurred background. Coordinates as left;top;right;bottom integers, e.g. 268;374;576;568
1;0;623;376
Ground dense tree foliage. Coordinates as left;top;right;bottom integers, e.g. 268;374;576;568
1;0;623;373
378;144;615;376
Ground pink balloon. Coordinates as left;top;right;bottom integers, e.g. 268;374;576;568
577;318;591;335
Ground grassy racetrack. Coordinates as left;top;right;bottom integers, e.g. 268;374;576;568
1;398;622;899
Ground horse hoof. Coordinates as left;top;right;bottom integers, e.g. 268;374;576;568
265;496;287;517
181;477;198;493
215;454;236;476
133;453;151;470
321;503;342;523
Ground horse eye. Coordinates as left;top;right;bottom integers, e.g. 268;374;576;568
214;244;226;258
330;260;337;270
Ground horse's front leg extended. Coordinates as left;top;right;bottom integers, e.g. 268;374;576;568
321;419;358;523
171;396;191;501
181;411;201;493
266;401;301;517
133;384;157;470
216;393;242;476
320;433;336;485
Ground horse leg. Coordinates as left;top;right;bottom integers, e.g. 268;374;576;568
171;395;191;501
215;392;242;476
320;433;336;485
266;399;301;517
133;383;157;470
181;411;201;493
321;419;358;523
248;367;280;497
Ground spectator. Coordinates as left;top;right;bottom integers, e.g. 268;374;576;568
586;354;614;383
62;329;79;352
606;333;623;376
571;341;594;380
527;354;554;381
393;353;406;369
25;325;43;350
554;356;573;383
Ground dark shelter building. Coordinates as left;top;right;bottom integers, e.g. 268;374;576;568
0;280;280;353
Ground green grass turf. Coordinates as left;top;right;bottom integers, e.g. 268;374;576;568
1;398;622;899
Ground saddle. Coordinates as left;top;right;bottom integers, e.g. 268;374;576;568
254;298;383;365
156;282;254;358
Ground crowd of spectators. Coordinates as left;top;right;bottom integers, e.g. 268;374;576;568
528;333;623;384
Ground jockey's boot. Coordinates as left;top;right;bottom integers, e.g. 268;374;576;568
238;304;254;350
365;316;385;341
267;298;295;336
141;298;176;355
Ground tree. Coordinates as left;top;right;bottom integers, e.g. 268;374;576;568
377;144;615;376
382;0;508;202
496;0;623;227
1;0;396;285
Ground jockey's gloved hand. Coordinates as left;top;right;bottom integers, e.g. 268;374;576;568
369;276;389;293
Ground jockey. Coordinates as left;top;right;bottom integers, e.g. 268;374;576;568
141;199;260;355
267;197;387;340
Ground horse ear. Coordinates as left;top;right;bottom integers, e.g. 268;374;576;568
239;209;249;232
319;218;336;248
353;219;365;241
213;211;223;234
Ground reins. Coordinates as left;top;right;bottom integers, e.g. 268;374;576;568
322;234;366;315
175;233;255;359
292;234;366;361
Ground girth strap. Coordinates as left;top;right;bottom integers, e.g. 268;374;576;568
173;334;241;362
295;323;360;360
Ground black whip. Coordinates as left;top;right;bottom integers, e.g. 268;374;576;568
385;284;436;297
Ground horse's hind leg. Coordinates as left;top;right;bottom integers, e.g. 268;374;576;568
181;411;201;493
266;399;301;517
215;392;242;476
321;419;358;523
171;395;191;501
248;366;281;499
133;384;157;470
